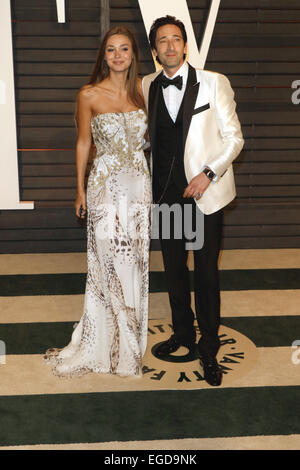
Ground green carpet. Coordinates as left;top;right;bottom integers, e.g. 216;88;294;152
1;315;299;355
0;387;300;447
2;269;300;296
1;253;300;449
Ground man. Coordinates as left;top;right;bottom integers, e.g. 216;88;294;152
142;15;244;386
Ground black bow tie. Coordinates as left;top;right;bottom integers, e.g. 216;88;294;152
160;75;183;90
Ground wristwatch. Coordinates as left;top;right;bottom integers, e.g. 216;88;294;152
202;167;216;181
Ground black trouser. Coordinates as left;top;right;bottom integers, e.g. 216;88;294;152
157;182;223;358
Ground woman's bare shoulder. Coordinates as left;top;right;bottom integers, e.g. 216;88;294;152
78;84;98;99
77;85;105;113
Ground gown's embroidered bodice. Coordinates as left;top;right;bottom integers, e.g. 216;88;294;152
89;109;149;189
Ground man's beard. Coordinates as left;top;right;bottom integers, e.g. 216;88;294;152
160;55;183;69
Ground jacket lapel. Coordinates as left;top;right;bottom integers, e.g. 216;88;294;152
147;71;163;158
183;64;199;151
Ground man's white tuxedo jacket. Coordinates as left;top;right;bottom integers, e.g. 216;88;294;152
142;66;244;215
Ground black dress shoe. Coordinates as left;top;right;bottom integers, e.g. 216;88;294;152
155;334;195;357
199;355;222;386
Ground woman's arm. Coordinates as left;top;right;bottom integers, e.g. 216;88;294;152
137;77;150;148
74;87;93;218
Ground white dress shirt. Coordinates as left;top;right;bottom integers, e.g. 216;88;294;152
162;61;189;122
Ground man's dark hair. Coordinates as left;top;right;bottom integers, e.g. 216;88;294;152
149;15;187;59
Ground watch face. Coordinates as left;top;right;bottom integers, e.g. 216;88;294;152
204;169;214;180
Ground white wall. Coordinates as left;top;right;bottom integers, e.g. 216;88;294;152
0;0;33;210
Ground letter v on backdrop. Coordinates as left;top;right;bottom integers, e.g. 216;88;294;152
0;0;219;210
54;0;221;67
138;0;220;70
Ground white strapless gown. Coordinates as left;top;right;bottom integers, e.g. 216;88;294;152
44;109;152;377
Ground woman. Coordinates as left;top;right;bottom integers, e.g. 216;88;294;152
44;26;151;378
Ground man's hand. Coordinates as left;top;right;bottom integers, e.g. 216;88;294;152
183;172;211;200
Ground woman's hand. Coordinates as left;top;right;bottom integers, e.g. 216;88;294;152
75;191;87;218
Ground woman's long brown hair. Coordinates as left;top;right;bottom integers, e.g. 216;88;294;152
87;25;145;110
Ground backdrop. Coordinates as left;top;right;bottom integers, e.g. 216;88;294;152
0;0;299;252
